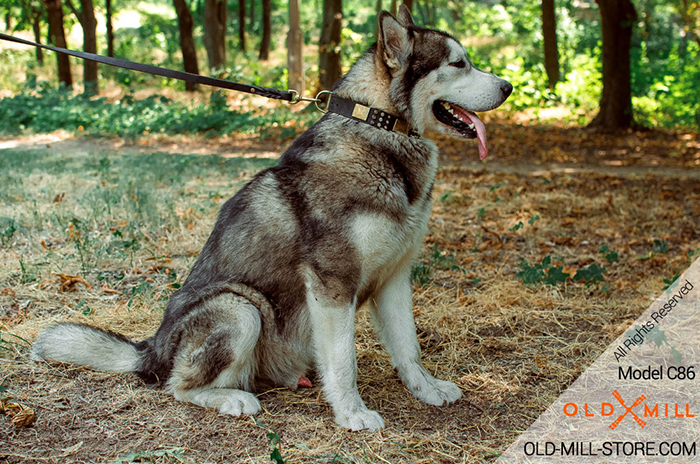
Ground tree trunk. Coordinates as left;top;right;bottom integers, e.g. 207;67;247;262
541;0;559;90
173;0;199;91
588;0;637;131
65;0;99;94
5;11;11;30
390;0;397;16
287;0;304;94
258;0;271;60
106;0;114;57
677;0;700;48
81;0;98;94
203;0;227;70
43;0;73;88
32;13;44;64
319;0;342;91
375;0;381;39
238;0;246;51
402;0;412;12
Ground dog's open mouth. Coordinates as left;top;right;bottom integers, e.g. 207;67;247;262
432;100;488;160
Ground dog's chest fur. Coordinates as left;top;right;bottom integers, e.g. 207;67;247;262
292;117;439;303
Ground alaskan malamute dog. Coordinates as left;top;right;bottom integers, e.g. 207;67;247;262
32;7;512;431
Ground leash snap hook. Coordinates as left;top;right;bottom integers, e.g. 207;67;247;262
288;89;323;105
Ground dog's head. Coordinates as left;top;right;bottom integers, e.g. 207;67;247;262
376;6;512;159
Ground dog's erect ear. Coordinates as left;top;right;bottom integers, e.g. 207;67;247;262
378;11;412;72
397;4;415;27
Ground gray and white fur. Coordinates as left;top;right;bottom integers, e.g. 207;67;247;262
32;7;512;431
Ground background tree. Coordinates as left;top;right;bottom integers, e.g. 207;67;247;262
173;0;198;90
415;0;436;25
674;0;700;47
319;0;342;90
13;0;45;63
589;0;638;131
258;0;270;59
238;0;245;51
65;0;99;94
105;0;114;56
287;0;303;93
42;0;72;88
541;0;559;89
203;0;226;70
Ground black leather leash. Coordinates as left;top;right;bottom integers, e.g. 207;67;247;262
0;32;420;138
0;32;305;102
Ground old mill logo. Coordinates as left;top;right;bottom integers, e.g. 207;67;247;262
563;390;694;430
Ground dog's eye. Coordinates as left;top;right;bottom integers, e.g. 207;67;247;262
449;59;466;69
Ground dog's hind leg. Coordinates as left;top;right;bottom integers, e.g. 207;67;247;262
371;266;462;406
167;293;262;416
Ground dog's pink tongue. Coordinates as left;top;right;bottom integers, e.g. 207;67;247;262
454;108;488;160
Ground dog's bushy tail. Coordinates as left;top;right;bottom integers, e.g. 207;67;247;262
31;322;144;373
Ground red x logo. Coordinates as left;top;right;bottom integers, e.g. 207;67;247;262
609;390;646;430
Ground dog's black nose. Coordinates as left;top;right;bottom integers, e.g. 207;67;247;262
501;81;513;99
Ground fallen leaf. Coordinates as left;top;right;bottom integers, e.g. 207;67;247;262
101;284;122;295
1;398;36;428
54;273;91;292
11;405;36;428
562;266;578;278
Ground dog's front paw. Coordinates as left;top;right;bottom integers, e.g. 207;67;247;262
217;391;262;416
335;407;385;431
408;374;462;406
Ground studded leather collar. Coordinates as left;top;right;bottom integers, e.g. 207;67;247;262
325;93;420;138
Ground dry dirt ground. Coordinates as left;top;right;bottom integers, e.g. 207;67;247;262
0;121;699;463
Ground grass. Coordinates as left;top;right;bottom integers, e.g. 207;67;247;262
0;87;318;139
0;122;699;462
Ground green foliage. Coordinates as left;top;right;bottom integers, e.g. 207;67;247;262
267;430;286;464
0;330;30;352
689;248;700;263
653;238;669;254
510;213;541;232
528;214;541;225
599;245;619;263
458;0;699;130
573;263;606;286
509;221;524;232
412;245;463;286
517;256;609;288
0;217;17;246
516;255;570;286
0;87;316;138
2;0;699;135
643;325;683;365
411;262;431;286
543;264;570;286
662;274;680;290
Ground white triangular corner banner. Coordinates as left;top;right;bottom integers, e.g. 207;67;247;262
497;257;700;463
